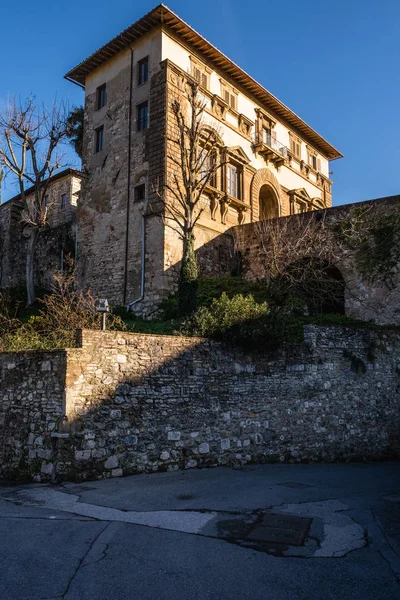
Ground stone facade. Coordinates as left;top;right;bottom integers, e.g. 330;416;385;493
65;6;341;311
0;169;81;291
1;327;399;482
233;195;400;325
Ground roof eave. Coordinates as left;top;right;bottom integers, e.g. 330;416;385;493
64;3;342;161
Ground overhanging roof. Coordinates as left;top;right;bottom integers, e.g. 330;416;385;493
64;4;343;161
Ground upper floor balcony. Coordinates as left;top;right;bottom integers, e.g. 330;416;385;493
252;130;288;167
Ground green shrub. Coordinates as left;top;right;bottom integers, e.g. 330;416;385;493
160;276;269;320
182;293;268;336
180;292;303;352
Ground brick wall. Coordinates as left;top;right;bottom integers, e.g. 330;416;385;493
1;326;399;482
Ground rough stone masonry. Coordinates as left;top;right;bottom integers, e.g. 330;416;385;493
0;326;399;482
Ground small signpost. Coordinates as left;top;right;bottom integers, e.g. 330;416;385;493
95;298;110;331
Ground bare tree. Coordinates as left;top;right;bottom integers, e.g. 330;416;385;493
0;97;71;305
158;80;224;315
235;211;348;314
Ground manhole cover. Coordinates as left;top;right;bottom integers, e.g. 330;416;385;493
245;513;312;546
278;482;313;489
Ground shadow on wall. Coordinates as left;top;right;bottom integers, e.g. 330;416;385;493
161;195;400;325
46;327;400;483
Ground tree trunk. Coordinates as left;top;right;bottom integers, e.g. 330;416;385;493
26;228;39;306
178;232;199;317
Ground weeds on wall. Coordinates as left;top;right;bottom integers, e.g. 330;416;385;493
0;261;125;352
333;205;400;288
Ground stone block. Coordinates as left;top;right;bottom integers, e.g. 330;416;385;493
104;455;119;469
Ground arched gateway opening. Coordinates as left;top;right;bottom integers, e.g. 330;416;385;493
259;184;280;219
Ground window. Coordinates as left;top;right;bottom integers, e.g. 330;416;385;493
95;125;104;153
199;149;215;187
134;184;145;203
138;57;149;85
227;164;239;198
307;149;320;171
191;63;208;89
262;127;271;145
137;102;149;131
60;193;67;210
290;134;301;159
221;83;238;111
96;84;107;110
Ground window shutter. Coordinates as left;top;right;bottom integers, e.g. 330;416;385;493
317;158;321;172
271;129;277;141
201;72;208;88
193;66;201;83
223;89;230;104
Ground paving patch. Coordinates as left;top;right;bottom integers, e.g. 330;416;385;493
1;488;366;559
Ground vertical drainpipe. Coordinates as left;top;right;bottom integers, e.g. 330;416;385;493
124;47;147;312
123;47;135;306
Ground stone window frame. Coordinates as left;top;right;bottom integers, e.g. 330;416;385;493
220;79;238;113
254;108;276;144
197;126;225;200
307;145;321;172
289;132;302;160
221;147;250;202
189;55;211;90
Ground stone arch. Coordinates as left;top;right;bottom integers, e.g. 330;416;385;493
250;168;283;221
199;124;224;147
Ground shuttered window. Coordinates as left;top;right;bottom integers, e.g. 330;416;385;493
290;135;301;159
221;84;237;111
192;65;208;89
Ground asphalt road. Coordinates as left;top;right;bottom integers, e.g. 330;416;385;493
1;462;400;600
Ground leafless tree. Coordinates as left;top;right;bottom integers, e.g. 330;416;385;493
234;211;348;313
0;96;71;305
156;80;225;314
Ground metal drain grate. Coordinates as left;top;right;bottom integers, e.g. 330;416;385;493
245;513;312;546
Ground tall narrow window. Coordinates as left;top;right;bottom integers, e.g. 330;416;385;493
60;193;67;210
192;65;208;89
221;83;238;111
137;102;149;131
95;125;104;153
96;84;107;110
227;165;239;198
308;151;319;170
138;57;149;85
290;134;301;159
134;184;145;203
262;127;271;145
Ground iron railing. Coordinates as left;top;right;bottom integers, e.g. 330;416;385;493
252;130;288;159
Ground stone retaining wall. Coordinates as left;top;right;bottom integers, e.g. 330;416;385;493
1;327;400;482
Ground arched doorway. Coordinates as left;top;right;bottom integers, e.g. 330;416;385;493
259;184;279;219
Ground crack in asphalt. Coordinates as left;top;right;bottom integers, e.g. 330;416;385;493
371;508;400;583
60;522;111;599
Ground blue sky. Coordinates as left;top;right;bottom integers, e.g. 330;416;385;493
1;0;399;205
